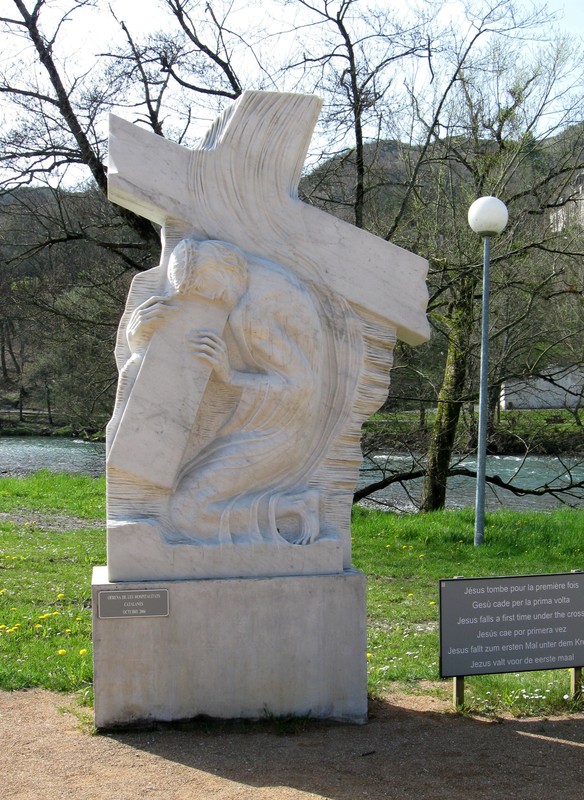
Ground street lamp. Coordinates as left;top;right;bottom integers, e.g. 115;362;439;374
468;196;508;546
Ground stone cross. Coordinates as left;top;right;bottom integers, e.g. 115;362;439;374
108;91;429;345
96;92;431;728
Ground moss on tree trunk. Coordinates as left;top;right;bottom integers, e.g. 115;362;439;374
420;279;475;511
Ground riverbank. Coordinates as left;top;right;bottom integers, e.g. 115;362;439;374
0;403;105;439
364;408;584;456
2;406;584;454
0;421;104;440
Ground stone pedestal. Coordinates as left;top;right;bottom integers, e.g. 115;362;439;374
92;566;367;729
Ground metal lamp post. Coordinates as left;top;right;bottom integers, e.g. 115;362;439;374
468;197;508;546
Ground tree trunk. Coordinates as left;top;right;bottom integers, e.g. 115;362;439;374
420;280;475;511
46;383;53;427
489;381;501;432
419;403;426;430
0;324;8;380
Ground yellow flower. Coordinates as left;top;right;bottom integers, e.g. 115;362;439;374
57;593;65;599
0;588;5;594
79;648;87;656
407;593;414;597
34;624;42;629
0;625;6;630
52;611;60;616
366;652;373;659
429;600;436;606
57;649;67;656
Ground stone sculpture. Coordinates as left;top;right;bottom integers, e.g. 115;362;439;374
92;90;429;727
104;90;429;582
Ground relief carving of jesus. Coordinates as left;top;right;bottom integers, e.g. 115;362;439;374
108;237;343;547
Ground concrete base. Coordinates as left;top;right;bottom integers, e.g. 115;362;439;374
92;566;367;729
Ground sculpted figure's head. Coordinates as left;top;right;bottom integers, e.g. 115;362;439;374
168;239;248;308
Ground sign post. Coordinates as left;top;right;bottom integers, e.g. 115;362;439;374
440;572;584;707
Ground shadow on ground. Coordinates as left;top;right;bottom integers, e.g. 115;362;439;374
104;696;584;800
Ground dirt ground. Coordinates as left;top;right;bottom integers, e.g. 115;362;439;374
2;689;584;800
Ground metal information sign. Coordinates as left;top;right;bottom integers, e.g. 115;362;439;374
98;589;169;619
440;573;584;677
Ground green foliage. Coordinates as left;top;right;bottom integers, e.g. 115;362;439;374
496;410;584;454
352;505;584;714
0;470;105;519
1;473;582;716
363;408;584;457
0;521;104;693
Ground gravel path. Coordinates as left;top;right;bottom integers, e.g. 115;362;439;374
2;689;584;799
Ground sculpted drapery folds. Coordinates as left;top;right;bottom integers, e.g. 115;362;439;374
167;238;326;545
107;236;357;547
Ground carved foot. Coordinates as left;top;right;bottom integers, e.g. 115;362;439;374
272;489;320;545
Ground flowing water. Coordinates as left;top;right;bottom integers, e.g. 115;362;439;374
0;436;106;479
360;452;584;512
1;436;582;512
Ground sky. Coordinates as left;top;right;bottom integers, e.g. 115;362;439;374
93;0;584;38
1;0;581;185
3;1;581;88
544;0;584;33
22;0;583;55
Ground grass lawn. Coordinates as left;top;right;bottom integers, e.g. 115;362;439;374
1;472;583;716
352;505;584;714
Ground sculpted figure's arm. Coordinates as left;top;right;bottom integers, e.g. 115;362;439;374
187;324;313;393
187;330;277;389
126;295;176;352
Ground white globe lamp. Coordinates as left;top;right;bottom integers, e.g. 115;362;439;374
468;196;508;236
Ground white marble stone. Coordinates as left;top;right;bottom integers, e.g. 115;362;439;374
92;566;367;728
107;520;343;581
105;91;429;582
94;90;430;727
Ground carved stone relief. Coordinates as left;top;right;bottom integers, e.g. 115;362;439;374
105;91;429;581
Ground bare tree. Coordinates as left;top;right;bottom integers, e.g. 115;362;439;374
1;0;583;508
281;0;431;228
348;3;584;510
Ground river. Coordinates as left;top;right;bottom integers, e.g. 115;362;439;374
359;452;584;512
0;436;106;479
1;436;582;512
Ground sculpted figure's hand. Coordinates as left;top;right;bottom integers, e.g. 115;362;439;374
127;296;174;349
188;330;232;384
